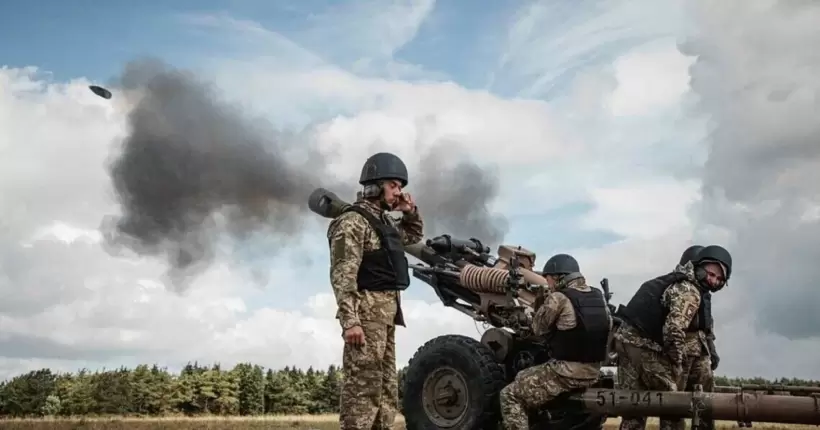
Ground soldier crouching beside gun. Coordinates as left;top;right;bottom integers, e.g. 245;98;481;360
326;152;424;430
613;245;731;430
500;254;613;430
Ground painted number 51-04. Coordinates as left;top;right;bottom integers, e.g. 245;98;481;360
596;390;664;407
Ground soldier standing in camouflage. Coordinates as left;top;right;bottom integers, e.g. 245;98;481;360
499;254;613;430
613;245;732;430
327;152;424;430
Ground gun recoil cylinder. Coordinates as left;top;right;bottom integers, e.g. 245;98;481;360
459;264;514;294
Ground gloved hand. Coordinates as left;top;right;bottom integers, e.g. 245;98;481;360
708;339;719;371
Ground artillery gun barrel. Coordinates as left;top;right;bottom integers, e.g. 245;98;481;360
715;384;820;395
571;389;820;425
404;242;428;261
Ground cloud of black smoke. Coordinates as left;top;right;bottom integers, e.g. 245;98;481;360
101;58;346;289
681;1;820;340
102;58;507;290
413;142;508;247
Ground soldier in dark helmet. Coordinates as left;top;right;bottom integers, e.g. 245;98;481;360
326;152;424;430
613;244;731;430
500;253;613;430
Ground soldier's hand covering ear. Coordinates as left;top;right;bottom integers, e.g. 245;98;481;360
395;192;415;213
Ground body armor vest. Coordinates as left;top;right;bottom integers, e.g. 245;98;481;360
547;287;611;363
618;271;711;345
701;291;714;334
343;206;410;292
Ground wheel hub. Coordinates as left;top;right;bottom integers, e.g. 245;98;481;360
421;366;469;427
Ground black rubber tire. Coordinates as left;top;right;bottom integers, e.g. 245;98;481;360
402;334;507;430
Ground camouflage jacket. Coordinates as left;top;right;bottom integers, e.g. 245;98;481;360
613;262;709;366
326;197;424;330
532;276;612;380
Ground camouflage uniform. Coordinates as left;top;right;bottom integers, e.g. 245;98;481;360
500;277;612;430
682;350;714;391
614;262;704;430
328;197;423;430
682;293;716;430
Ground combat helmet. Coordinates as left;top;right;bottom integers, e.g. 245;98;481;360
359;152;409;187
679;245;704;265
542;254;580;275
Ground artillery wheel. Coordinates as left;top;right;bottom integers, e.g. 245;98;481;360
402;334;507;430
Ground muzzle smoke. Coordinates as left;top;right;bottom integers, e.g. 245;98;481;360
101;59;508;290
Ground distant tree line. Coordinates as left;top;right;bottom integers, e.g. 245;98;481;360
0;362;815;418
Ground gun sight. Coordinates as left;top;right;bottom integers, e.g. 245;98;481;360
426;235;490;255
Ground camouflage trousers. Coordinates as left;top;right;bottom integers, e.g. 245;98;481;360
499;362;599;430
615;340;683;430
340;321;398;430
681;354;715;430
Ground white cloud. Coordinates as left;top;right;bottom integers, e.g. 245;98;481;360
182;14;577;176
3;0;820;384
580;177;700;239
27;222;103;246
493;0;689;98
607;39;696;117
298;0;437;61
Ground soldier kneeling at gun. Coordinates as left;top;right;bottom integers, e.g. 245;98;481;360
499;254;613;430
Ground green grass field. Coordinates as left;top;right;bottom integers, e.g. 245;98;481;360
0;415;816;430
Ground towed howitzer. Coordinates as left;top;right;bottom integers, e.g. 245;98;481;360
309;187;610;333
308;187;820;430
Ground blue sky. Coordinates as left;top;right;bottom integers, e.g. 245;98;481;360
2;0;507;87
1;0;689;307
1;0;684;92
